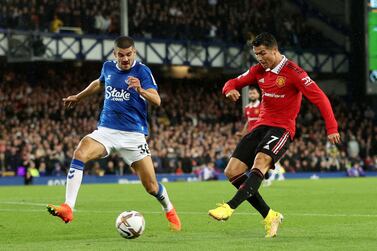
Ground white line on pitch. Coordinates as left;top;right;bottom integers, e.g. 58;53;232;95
0;202;377;218
0;201;47;206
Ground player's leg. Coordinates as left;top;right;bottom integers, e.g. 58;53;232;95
65;136;107;208
208;153;271;221
226;152;272;209
131;156;181;231
209;128;270;220
227;128;290;237
224;158;270;218
47;133;108;223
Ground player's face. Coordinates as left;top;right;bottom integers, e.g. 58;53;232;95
114;46;136;70
249;89;260;102
253;45;279;69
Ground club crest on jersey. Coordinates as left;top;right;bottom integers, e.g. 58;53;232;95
275;76;286;88
254;109;259;114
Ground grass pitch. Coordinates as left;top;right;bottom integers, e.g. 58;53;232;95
1;178;377;251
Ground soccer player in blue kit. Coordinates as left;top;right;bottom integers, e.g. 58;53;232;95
47;36;181;231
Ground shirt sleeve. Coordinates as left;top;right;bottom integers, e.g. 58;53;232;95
140;66;158;90
99;63;106;83
293;71;338;135
222;66;258;95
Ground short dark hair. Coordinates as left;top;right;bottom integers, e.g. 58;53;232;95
249;85;261;94
251;32;278;48
249;85;258;91
114;36;135;49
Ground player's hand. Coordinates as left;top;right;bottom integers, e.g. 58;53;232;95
127;76;142;93
62;95;80;109
328;133;341;144
225;90;240;102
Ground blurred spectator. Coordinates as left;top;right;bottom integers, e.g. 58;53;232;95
0;0;333;49
346;161;366;177
0;64;377;177
195;163;218;181
50;14;63;33
347;135;360;159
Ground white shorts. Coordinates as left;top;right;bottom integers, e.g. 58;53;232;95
87;127;151;166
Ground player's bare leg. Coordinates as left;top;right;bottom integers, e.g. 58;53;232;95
132;156;181;231
47;137;107;223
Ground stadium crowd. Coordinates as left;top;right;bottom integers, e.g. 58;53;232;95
1;0;333;49
1;65;377;178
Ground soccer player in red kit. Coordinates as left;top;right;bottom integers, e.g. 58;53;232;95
208;32;340;237
238;86;261;136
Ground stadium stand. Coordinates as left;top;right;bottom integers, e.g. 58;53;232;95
1;65;376;177
0;0;336;48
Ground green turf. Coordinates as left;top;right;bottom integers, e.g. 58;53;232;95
1;178;377;251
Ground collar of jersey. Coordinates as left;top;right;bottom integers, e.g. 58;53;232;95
115;60;137;71
265;55;287;74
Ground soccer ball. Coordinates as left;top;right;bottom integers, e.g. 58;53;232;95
115;211;145;239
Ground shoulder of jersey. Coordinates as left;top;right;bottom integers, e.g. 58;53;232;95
251;64;265;74
137;61;153;74
284;60;305;75
137;61;149;69
103;60;116;68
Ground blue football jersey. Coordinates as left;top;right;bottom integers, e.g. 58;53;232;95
98;60;157;135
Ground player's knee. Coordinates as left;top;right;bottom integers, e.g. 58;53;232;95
253;153;272;173
224;158;248;179
73;148;89;163
224;168;238;179
224;167;236;179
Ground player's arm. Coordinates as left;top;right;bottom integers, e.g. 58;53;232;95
62;79;103;108
127;76;161;106
222;67;258;102
138;88;161;106
294;74;340;144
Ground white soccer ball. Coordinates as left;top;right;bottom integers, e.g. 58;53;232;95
115;210;145;239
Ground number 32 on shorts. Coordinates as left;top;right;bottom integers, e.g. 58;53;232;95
138;144;150;154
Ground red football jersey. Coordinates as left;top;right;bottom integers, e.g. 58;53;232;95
223;56;338;139
244;100;260;132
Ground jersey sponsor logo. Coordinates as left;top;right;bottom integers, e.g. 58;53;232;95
275;76;286;88
105;86;131;101
263;92;285;98
301;76;313;86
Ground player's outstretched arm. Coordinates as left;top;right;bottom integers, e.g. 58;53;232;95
328;133;341;144
295;75;340;144
222;67;258;102
127;76;161;106
138;88;161;106
62;79;103;108
225;90;241;102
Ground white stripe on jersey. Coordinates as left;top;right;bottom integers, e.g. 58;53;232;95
237;69;249;79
